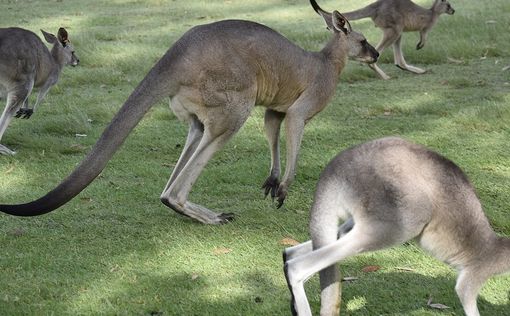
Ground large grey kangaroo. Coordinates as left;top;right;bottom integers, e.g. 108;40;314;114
0;1;378;224
284;137;510;316
343;0;455;79
0;27;79;155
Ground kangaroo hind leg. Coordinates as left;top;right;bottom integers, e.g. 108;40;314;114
369;28;401;80
285;221;399;316
455;267;488;316
160;96;254;224
0;81;33;155
393;35;426;74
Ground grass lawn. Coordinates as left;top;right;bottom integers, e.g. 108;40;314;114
0;0;509;315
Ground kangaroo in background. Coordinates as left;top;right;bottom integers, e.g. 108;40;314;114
283;137;510;316
0;27;79;155
343;0;455;79
0;0;378;224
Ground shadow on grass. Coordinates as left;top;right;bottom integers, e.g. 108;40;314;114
58;267;509;315
333;271;510;316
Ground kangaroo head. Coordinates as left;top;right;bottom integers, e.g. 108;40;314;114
433;0;455;15
310;0;378;64
41;28;80;67
344;28;379;64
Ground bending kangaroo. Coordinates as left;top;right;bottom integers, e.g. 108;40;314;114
343;0;455;79
0;27;79;155
284;137;510;316
0;2;378;224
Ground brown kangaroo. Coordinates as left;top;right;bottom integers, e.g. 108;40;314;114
0;1;378;225
0;27;79;155
284;137;509;316
343;0;455;79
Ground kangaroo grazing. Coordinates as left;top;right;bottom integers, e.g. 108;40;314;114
0;27;79;155
343;0;455;80
0;1;378;224
283;137;510;316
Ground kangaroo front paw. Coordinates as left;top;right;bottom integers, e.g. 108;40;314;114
261;176;280;199
22;109;34;119
416;42;424;50
0;144;16;155
15;108;34;119
276;186;288;209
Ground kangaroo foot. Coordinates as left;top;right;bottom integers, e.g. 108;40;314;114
0;144;16;155
161;197;234;224
396;64;426;74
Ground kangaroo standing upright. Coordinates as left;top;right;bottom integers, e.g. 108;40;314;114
0;27;79;155
0;1;378;224
343;0;455;79
284;137;510;316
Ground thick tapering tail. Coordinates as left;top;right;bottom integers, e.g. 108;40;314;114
342;4;376;21
0;64;169;216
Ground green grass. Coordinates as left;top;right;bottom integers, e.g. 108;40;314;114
0;0;509;315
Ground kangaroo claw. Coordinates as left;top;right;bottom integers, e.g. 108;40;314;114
261;176;280;199
218;212;235;223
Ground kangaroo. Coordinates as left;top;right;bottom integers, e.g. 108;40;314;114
0;27;79;155
342;0;455;80
0;1;378;224
283;137;510;316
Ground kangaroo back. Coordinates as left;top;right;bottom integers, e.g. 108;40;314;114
342;2;379;20
0;28;51;87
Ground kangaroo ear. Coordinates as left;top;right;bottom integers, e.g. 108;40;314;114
41;30;58;44
57;28;69;45
331;11;350;35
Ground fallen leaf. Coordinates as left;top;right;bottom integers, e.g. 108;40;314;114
4;165;15;174
7;228;24;237
191;273;199;280
502;65;510;72
428;303;450;310
395;267;415;272
485;20;497;24
342;276;358;282
212;247;232;255
361;265;381;273
279;237;300;246
447;57;464;64
427;296;450;310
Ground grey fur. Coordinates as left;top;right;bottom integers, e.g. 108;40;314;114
0;27;79;155
343;0;455;79
284;137;510;316
0;2;378;224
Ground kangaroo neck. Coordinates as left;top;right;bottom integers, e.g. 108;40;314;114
320;34;348;76
35;44;62;86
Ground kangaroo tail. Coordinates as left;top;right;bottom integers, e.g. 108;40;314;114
342;4;377;21
0;58;173;216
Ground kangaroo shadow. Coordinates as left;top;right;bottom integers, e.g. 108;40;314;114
305;269;510;315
